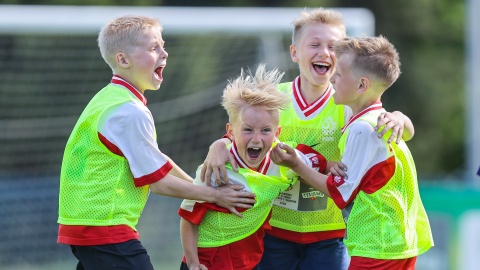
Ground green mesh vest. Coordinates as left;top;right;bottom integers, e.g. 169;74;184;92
198;165;296;247
340;111;433;259
58;84;150;230
269;82;346;233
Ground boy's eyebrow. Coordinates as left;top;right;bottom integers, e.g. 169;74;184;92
306;36;337;43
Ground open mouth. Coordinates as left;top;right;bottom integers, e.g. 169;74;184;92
154;66;164;81
313;62;330;75
247;147;262;159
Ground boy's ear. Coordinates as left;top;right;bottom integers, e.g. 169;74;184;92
116;52;130;68
290;44;299;63
275;126;282;138
358;77;370;94
226;123;234;141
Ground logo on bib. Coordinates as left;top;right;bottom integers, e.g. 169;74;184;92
333;175;345;187
322;116;337;142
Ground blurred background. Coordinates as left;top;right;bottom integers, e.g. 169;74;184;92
0;0;478;270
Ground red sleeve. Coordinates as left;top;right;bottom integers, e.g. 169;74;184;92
295;144;328;173
326;174;349;209
178;203;209;225
178;202;248;225
134;162;173;187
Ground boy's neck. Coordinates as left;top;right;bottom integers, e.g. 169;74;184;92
298;78;330;104
350;97;382;116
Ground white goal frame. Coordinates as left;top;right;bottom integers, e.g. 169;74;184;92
0;5;374;36
0;5;374;72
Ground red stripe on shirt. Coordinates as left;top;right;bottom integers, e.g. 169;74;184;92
57;224;139;246
179;201;249;226
111;75;147;105
295;144;327;173
134;162;173;187
327;155;396;209
178;203;210;225
292;76;333;117
342;102;382;133
349;256;417;270
98;132;124;156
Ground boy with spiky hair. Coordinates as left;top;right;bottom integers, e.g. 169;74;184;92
179;64;328;270
271;36;433;270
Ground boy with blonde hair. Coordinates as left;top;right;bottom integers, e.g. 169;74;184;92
179;64;329;270
271;36;434;270
202;8;415;270
57;15;255;270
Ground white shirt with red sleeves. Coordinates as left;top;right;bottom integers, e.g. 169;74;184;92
97;76;171;187
57;76;172;246
327;104;391;209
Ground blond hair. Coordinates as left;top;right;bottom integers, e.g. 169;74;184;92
222;64;290;125
335;36;401;89
98;15;162;70
292;8;346;44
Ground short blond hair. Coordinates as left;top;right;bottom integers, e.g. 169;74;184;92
222;64;291;126
98;15;162;70
335;36;401;89
292;8;346;44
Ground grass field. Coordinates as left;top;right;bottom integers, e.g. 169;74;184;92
1;261;180;270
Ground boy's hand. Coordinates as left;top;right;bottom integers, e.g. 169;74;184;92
201;139;238;186
330;161;348;179
375;111;405;144
270;143;301;169
189;263;208;270
213;185;256;218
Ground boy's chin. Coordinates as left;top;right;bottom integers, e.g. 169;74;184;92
246;157;267;169
148;84;162;91
332;95;343;105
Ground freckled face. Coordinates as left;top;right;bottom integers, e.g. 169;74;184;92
126;26;168;93
228;107;281;169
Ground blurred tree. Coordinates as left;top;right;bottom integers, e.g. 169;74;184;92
0;0;464;179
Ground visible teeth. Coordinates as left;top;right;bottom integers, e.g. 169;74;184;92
313;62;330;67
250;147;261;150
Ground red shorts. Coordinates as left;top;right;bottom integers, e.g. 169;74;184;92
349;256;417;270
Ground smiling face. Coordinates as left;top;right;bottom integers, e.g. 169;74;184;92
291;23;344;90
117;26;168;93
227;106;281;169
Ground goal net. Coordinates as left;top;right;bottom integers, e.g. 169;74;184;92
0;5;374;269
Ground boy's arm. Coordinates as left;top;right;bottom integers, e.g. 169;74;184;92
150;174;255;217
282;122;390;209
180;218;207;270
376;111;414;143
200;137;237;186
272;143;331;197
163;153;194;183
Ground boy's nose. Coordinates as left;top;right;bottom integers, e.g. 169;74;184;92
251;132;261;143
317;46;329;58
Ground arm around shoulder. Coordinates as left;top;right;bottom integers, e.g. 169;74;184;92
396;111;414;141
376;110;415;143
